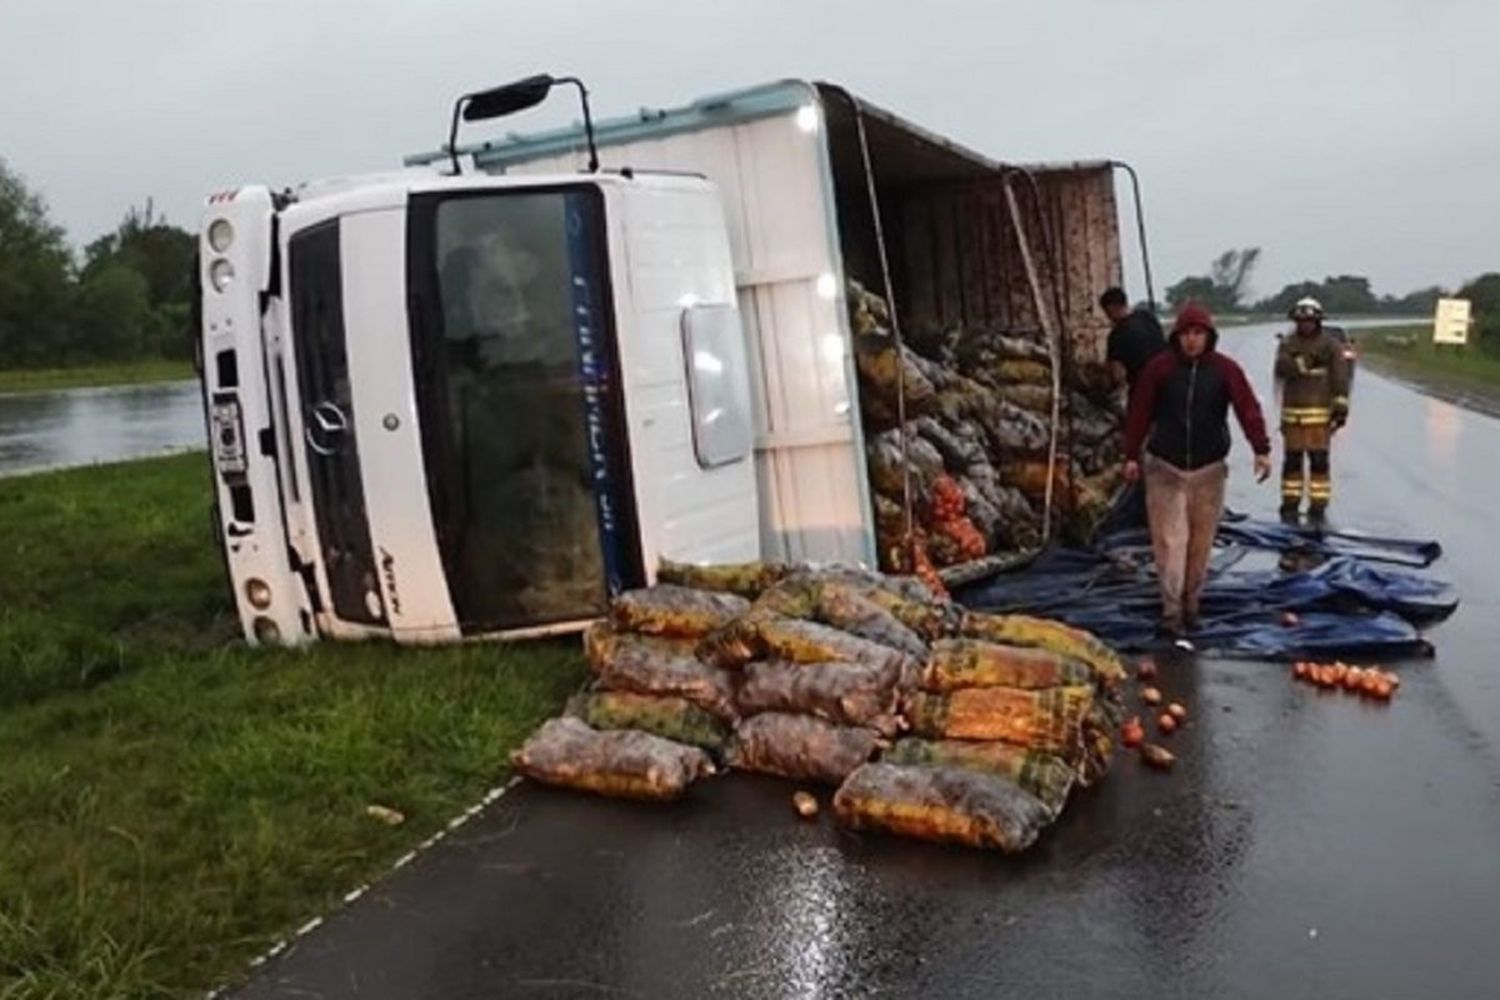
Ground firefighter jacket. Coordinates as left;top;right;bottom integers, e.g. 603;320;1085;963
1274;328;1351;426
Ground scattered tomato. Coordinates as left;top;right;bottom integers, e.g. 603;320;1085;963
1158;712;1178;734
1141;686;1163;706
1343;667;1366;691
1293;661;1309;680
1371;678;1394;700
1137;657;1159;681
792;791;819;818
1121;716;1145;748
1281;611;1301;627
1140;743;1176;769
1167;702;1187;721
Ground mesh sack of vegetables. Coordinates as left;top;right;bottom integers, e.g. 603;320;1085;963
808;583;929;659
753;573;930;656
792;565;950;621
846;279;891;334
882;738;1075;817
728;712;883;785
584;623;738;721
511;717;715;802
996;383;1053;414
566;691;732;755
910;417;986;471
656;559;790;599
1075;701;1117;788
959;612;1126;683
698;614;919;685
610;584;751;639
922;638;1093;692
832;762;1051;852
852;335;937;412
903;685;1094;754
736;659;902;737
1072;686;1126;787
991;358;1053;386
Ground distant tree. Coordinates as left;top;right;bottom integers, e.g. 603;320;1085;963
0;158;75;367
1165;275;1219;311
1166;248;1261;314
1255;275;1379;316
72;263;154;361
1456;273;1500;343
1209;248;1261;308
81;200;196;359
1385;286;1446;316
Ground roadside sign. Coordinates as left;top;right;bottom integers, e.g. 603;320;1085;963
1433;298;1471;345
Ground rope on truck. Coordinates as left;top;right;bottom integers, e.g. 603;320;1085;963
851;102;919;562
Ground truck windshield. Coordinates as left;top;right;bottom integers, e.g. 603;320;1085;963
406;186;639;634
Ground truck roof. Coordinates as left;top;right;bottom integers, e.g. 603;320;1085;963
274;168;713;219
406;79;1113;179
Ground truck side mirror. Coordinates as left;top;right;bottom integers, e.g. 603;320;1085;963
462;75;555;121
447;73;599;176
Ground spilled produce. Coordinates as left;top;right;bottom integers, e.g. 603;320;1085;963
511;561;1129;852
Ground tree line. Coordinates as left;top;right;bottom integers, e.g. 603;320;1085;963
1165;246;1500;342
0;158;195;369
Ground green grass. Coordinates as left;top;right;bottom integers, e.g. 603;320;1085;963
1351;323;1500;393
0;360;194;395
0;454;587;998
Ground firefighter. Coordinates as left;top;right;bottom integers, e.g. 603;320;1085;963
1274;297;1351;523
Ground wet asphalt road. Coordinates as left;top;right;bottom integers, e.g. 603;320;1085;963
0;380;204;477
234;321;1500;1000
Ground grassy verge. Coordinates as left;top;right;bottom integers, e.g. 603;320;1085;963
1351;323;1500;399
0;454;585;998
0;359;195;395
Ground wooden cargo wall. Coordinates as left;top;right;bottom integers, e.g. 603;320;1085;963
893;165;1122;364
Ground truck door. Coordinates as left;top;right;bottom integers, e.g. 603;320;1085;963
405;185;643;635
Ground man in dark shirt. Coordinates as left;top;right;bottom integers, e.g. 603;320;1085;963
1100;286;1166;393
1099;286;1167;530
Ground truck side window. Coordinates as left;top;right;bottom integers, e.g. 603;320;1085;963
681;304;753;469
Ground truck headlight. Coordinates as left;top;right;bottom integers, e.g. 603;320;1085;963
245;577;273;610
209;258;235;293
252;616;281;645
208;218;235;253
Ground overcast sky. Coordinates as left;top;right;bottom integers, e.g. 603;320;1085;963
3;0;1496;299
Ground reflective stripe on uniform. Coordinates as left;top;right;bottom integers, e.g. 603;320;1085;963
1282;406;1332;426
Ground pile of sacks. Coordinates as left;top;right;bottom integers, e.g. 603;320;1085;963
848;280;1125;565
512;562;1125;853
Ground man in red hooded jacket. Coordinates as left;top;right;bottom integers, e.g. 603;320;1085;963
1122;302;1273;638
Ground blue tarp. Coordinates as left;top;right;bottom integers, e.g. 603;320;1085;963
955;513;1456;659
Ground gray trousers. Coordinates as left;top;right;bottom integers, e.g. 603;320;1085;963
1143;454;1228;627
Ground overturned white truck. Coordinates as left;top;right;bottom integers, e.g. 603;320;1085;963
198;76;1148;646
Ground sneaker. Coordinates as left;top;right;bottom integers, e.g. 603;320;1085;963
1279;504;1301;526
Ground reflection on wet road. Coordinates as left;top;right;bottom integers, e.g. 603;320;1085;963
0;380;205;477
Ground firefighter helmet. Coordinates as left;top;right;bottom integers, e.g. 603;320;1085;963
1289;297;1324;321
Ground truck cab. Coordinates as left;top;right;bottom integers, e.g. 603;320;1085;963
199;171;759;645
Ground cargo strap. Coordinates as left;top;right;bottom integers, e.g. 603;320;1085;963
1002;175;1064;545
852;103;916;552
